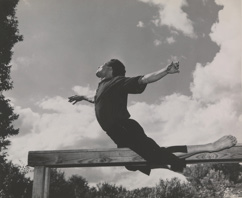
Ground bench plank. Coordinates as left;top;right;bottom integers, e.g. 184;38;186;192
28;144;242;168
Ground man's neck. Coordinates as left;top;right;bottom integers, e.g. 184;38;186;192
101;75;113;81
98;77;110;84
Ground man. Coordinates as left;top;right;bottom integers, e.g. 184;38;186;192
69;59;237;175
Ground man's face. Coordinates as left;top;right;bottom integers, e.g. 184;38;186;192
96;64;113;78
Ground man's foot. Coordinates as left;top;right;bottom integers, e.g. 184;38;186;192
209;135;237;152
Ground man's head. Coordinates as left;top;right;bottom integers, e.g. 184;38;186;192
96;59;126;79
105;59;126;77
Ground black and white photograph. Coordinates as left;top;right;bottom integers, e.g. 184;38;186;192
1;0;241;197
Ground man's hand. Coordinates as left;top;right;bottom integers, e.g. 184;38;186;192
166;62;180;74
68;95;86;105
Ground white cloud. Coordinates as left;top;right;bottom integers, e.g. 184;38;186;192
138;0;195;37
151;18;160;27
154;39;162;46
187;0;242;140
130;95;242;146
15;107;40;133
166;36;175;44
191;0;241;103
8;92;103;165
137;21;145;28
72;85;96;97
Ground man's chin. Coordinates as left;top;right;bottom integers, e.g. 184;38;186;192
96;72;101;78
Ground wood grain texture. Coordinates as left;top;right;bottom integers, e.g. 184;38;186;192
43;167;50;198
28;144;242;168
32;166;50;198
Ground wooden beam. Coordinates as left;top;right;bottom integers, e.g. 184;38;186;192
43;167;50;198
32;166;50;198
28;144;242;168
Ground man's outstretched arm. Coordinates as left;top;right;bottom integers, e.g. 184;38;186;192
139;62;179;84
68;95;95;104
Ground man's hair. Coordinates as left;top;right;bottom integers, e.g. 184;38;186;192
105;59;126;77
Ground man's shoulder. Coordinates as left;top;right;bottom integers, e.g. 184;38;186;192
109;76;126;84
111;76;144;86
113;76;126;80
112;75;141;81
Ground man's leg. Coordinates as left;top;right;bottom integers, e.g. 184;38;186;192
175;135;237;159
106;120;153;175
118;119;187;174
150;135;237;172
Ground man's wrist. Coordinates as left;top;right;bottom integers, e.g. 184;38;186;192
164;68;170;75
83;96;88;101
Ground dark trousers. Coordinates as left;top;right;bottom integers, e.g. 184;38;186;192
106;119;187;175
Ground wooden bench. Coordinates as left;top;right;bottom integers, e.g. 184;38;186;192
28;144;242;198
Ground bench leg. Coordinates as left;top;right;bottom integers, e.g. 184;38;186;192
32;166;50;198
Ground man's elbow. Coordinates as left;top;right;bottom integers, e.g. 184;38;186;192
138;77;148;84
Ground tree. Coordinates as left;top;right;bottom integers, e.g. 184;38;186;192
0;161;32;198
184;164;213;188
49;169;71;198
198;169;231;197
96;182;127;198
150;178;196;198
184;164;237;198
127;187;153;198
0;0;23;91
0;95;19;160
0;1;31;197
211;163;242;184
0;0;23;160
68;175;90;198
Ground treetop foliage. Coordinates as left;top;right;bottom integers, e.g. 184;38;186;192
0;0;23;91
0;0;22;161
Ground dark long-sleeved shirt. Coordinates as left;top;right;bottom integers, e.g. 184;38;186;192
94;76;147;131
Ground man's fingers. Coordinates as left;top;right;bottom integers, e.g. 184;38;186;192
173;62;179;72
167;68;180;74
70;100;76;105
68;97;75;102
172;70;179;74
68;95;80;102
166;61;180;74
167;64;173;71
73;100;79;105
68;97;78;104
68;99;74;102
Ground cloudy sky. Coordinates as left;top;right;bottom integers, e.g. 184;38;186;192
5;0;241;189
